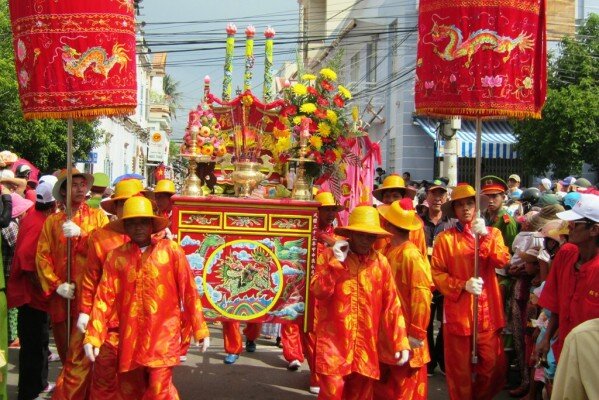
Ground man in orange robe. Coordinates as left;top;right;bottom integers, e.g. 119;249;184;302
221;322;262;364
373;174;428;261
280;191;343;394
74;180;148;400
431;184;510;400
36;170;108;400
312;205;410;400
374;202;432;400
83;196;209;399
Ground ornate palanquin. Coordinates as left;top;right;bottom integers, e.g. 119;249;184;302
171;196;318;328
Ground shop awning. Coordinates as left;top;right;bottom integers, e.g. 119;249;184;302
414;117;518;159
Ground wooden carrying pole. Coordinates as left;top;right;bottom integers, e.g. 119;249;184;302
66;118;73;344
471;117;483;368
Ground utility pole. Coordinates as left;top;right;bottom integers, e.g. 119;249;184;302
441;116;460;186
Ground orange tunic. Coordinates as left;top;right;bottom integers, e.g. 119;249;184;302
312;248;409;379
84;239;209;373
80;227;130;317
36;204;109;323
431;224;510;336
375;228;429;266
385;241;432;368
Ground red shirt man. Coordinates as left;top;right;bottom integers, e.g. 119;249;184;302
538;193;599;362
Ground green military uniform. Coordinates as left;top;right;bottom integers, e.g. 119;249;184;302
486;207;518;249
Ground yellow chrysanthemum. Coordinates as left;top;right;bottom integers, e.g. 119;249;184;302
292;83;307;96
302;74;316;81
275;137;292;153
320;68;337;81
326;109;338;124
292;116;303;125
333;148;343;161
309;135;323;150
352;106;359;122
338;85;352;99
300;103;317;114
318;122;331;137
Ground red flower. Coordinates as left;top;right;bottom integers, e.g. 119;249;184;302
309;119;318;132
278;154;290;164
320;80;333;91
281;104;297;117
310;150;323;164
316;96;329;107
324;149;337;163
333;95;344;108
314;108;328;119
307;86;318;96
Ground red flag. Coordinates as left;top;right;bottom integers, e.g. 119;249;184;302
9;0;137;119
415;0;546;119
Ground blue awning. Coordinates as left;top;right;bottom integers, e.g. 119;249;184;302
414;117;518;159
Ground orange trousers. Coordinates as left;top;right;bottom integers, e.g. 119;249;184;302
90;333;145;400
52;326;92;400
222;322;261;354
443;330;506;400
373;363;428;400
141;367;178;400
281;323;320;387
52;318;76;364
317;373;373;400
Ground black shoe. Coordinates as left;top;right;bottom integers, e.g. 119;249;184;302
246;340;256;352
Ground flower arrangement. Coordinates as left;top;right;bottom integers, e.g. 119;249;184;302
181;102;228;158
274;68;357;182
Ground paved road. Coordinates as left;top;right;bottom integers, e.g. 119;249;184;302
6;324;512;399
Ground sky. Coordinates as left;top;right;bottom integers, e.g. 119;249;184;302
139;1;300;138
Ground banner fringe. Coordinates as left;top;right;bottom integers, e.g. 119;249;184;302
23;107;136;121
415;108;542;121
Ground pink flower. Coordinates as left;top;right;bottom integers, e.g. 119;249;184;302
481;75;503;88
18;70;29;88
424;81;435;90
449;74;456;83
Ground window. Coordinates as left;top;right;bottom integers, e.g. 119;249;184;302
350;52;360;83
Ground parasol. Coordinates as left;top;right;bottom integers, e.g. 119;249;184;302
8;0;137;341
415;0;546;369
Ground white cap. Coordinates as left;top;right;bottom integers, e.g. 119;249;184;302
35;181;56;204
556;194;599;223
540;178;552;191
38;175;58;187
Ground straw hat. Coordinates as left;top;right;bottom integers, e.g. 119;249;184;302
334;205;391;237
314;191;344;211
52;168;94;203
529;204;565;232
378;201;423;231
154;179;176;194
108;196;168;234
373;174;417;202
534;219;569;242
101;179;144;215
441;183;489;219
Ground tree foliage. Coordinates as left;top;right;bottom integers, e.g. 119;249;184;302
513;14;599;177
0;0;101;173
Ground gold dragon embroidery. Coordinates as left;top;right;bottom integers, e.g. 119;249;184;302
61;43;130;79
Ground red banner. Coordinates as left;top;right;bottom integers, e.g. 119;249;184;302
9;0;137;119
415;0;546;119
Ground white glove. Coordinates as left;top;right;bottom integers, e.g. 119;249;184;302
394;350;410;366
56;282;75;299
201;337;210;353
408;336;424;349
471;217;488;236
332;240;349;262
76;313;90;333
83;343;99;362
465;277;484;295
62;220;82;238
